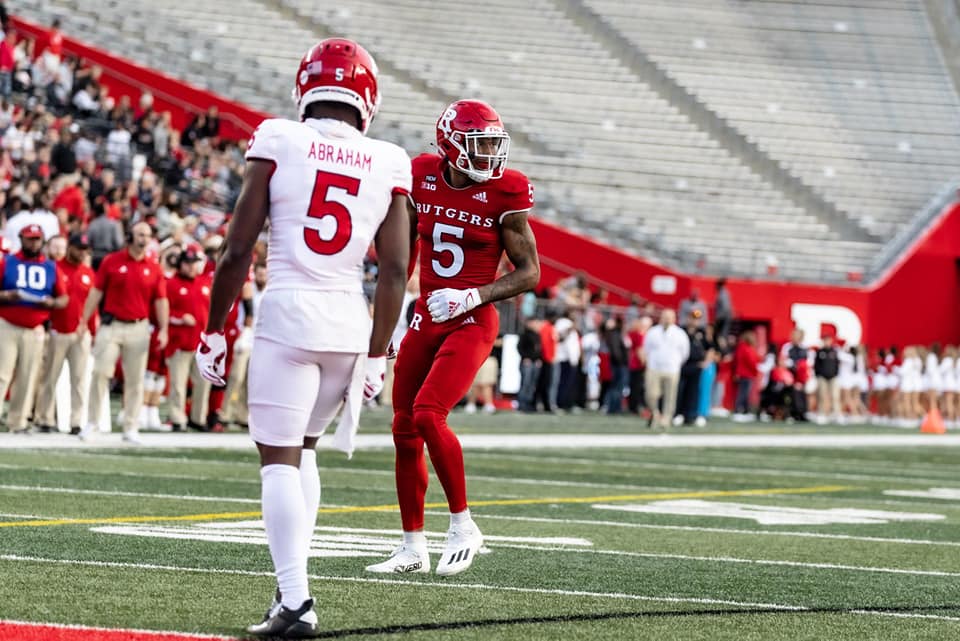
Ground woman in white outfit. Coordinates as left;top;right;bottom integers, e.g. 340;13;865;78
924;344;943;414
837;345;856;422
899;346;923;421
939;345;957;426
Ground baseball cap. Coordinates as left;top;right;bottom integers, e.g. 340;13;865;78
20;224;44;239
68;232;90;248
179;247;203;263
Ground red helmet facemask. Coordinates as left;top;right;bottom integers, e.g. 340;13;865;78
293;38;380;134
436;100;510;182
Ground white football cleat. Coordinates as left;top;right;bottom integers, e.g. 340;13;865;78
435;520;483;577
365;543;430;574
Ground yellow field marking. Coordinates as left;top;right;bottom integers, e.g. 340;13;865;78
0;484;851;528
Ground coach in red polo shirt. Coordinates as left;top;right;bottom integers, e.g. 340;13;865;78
165;246;211;432
79;221;168;443
35;232;96;434
0;224;68;433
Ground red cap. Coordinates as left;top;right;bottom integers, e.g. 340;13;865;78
20;224;44;239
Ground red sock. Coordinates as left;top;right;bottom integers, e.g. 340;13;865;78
414;409;467;515
208;387;225;416
393;412;428;531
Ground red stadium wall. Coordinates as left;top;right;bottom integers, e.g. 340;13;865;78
10;16;268;139
16;15;958;349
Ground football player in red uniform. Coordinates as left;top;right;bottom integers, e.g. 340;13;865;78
366;100;540;577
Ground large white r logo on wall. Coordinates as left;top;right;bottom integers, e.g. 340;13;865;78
790;303;863;345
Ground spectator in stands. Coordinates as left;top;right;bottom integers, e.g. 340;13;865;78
87;200;123;270
71;81;100;118
517;317;542;412
554;311;581;411
675;312;709;426
78;221;168;444
165;246;210;432
713;278;734;339
0;225;67;433
643;309;689;429
602;316;628;414
0;29;15;99
679;288;708;330
105;119;132;180
733;330;759;421
814;334;841;422
201;105;220;140
46;234;66;261
535;310;557;411
626;315;652;415
35;232;94;434
51;126;77;181
153;111;172;160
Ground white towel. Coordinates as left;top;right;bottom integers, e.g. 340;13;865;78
332;354;366;458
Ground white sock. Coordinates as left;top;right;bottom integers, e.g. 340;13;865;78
450;508;472;527
403;530;427;548
300;449;321;556
138;405;148;427
150;406;161;427
260;464;310;610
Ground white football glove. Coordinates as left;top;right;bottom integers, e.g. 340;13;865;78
363;355;387;401
426;287;481;323
195;331;227;387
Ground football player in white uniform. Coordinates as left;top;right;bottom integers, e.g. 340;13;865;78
196;38;410;638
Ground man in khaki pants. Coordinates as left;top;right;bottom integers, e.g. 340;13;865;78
79;222;168;444
35;233;96;434
165;246;211;432
0;224;68;433
642;309;690;430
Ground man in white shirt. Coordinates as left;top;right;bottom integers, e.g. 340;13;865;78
642;308;690;430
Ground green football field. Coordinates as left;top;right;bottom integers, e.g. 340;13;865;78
1;411;960;640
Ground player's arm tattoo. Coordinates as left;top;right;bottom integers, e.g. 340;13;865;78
478;212;540;305
205;160;271;333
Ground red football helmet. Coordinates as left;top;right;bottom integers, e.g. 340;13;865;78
292;38;380;134
436;100;511;182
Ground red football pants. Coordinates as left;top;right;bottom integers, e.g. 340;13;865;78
391;301;498;531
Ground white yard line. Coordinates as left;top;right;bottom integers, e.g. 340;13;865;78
0;553;803;611
489;543;960;578
0;484;261;504
851;610;960;622
4;554;957;624
0;619;234;639
0;463;259;484
3;432;960;450
461;513;960;548
468;452;957;486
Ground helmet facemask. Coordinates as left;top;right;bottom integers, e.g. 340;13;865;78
448;128;510;182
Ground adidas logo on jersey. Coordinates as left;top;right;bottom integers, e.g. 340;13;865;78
472;192;488;203
461;316;477;326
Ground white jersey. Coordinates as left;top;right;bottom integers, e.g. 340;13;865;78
245;117;411;352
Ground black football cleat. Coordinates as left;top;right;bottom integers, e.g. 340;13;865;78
246;597;318;638
257;587;282;625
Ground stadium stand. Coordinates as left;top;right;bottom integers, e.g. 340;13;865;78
15;0;960;283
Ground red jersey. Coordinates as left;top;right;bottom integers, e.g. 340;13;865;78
734;342;760;380
166;273;211;353
52;184;87;223
0;252;66;328
50;259;95;333
411;154;533;298
95;250;167;321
